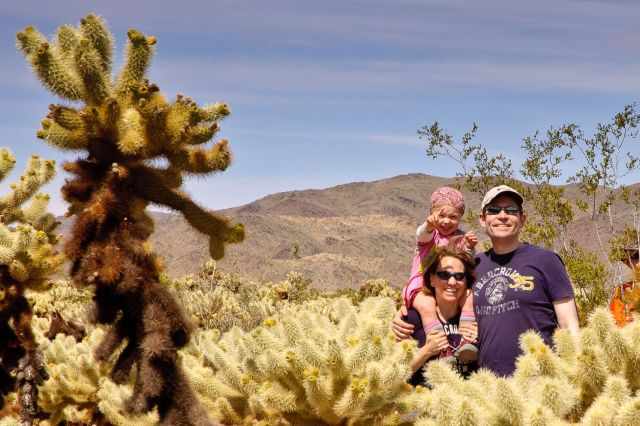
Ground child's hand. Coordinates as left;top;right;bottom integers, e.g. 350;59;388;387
426;209;440;232
464;231;478;248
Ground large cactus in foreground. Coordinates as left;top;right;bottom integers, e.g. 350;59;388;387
415;307;640;425
184;296;425;425
0;149;61;425
17;14;243;425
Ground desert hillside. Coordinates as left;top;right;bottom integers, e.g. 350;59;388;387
58;173;639;290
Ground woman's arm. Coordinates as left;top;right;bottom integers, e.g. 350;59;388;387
409;329;448;373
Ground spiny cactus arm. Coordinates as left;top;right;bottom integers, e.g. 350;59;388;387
55;25;79;58
531;378;578;419
182;353;243;404
167;139;232;174
256;381;297;413
131;170;244;259
197;102;231;123
526;406;556;426
117;108;147;155
38;117;89;150
115;29;156;99
20;193;57;233
16;30;85;101
0;156;55;216
0;149;16;183
301;369;341;424
0;225;19;264
74;38;112;105
79;14;113;74
332;376;370;419
614;396;640;425
212;397;243;425
15;26;48;57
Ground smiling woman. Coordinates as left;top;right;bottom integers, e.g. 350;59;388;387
406;247;478;387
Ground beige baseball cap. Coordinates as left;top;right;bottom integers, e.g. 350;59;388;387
481;185;524;211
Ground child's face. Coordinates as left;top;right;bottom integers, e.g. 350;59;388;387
433;204;461;236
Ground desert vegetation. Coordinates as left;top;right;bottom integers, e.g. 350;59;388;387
0;12;639;426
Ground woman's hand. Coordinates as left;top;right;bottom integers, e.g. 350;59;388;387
391;306;414;341
458;321;478;343
422;329;449;359
410;328;449;373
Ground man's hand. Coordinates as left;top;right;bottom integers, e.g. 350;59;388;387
553;298;580;336
458;321;478;343
464;231;478;249
392;306;414;341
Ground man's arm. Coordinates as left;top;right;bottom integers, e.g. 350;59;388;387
391;306;414;341
553;297;579;336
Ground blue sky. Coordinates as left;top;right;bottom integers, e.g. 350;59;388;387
1;1;639;214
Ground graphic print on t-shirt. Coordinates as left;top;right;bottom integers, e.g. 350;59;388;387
474;266;535;315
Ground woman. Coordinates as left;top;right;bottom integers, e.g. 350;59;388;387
406;247;478;386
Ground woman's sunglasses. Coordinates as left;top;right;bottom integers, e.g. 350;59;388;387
435;270;466;281
484;205;521;216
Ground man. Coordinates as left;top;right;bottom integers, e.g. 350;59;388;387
393;184;580;377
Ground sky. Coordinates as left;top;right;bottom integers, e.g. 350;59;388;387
1;0;639;214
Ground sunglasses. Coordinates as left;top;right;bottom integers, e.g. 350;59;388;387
484;205;521;216
435;270;466;281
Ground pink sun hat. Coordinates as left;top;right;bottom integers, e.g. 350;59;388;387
430;186;465;214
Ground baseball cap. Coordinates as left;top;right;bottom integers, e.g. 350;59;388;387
481;185;524;211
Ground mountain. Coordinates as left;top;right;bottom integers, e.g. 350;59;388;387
58;174;640;290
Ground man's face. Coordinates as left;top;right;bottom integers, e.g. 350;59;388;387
479;194;526;242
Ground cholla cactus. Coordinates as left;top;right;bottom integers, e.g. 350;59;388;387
27;279;91;320
175;284;274;332
414;307;640;425
35;327;159;426
0;148;61;425
17;14;244;425
183;296;428;425
357;279;401;305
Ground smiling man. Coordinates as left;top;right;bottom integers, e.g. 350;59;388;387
393;184;580;377
473;185;579;376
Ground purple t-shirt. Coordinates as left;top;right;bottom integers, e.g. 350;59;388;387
473;243;574;376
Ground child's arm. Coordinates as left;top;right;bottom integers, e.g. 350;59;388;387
416;221;434;243
416;210;439;243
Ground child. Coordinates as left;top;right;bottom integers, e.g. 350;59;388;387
402;186;478;361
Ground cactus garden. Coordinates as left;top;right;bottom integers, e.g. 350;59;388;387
0;11;639;426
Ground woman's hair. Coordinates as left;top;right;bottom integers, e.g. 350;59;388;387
423;247;476;296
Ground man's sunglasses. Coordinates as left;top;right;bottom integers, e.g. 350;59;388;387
435;270;466;281
484;206;521;216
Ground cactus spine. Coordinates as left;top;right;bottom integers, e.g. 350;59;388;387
18;14;244;425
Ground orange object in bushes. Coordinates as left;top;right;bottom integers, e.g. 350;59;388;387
609;282;636;327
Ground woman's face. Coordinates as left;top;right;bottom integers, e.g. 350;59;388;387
430;256;467;305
